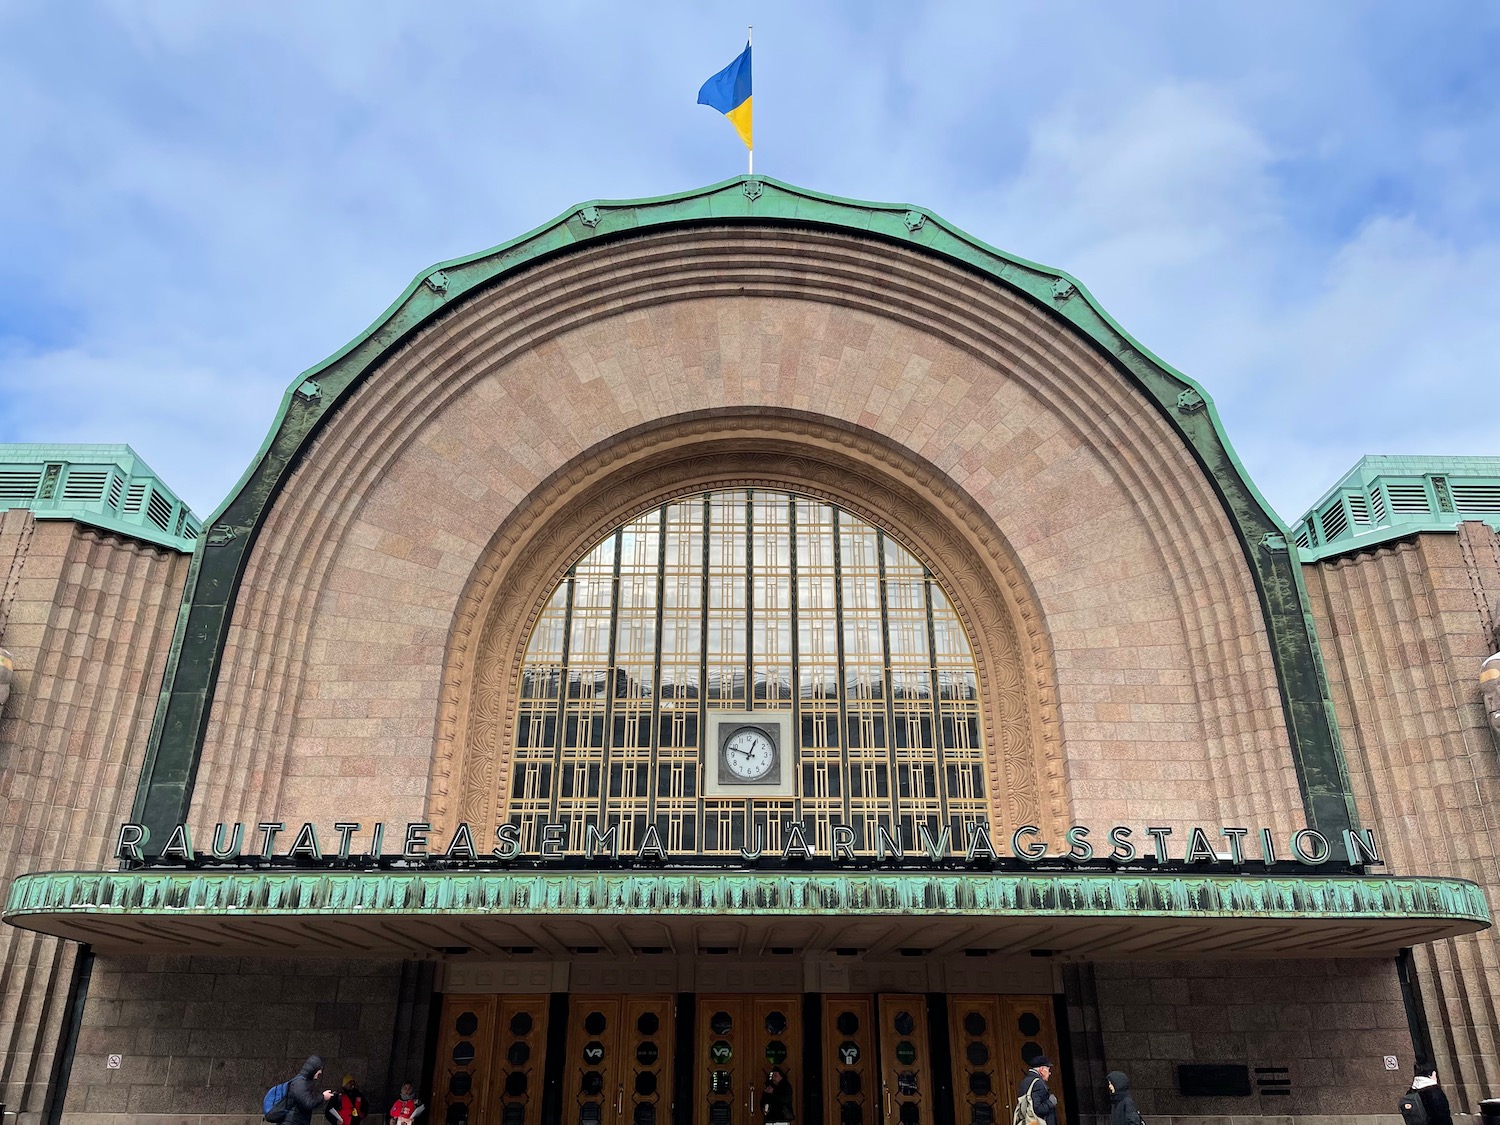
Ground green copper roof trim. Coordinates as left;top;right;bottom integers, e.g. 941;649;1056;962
5;868;1488;934
131;176;1356;844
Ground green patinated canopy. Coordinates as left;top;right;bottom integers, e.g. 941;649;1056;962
5;868;1486;959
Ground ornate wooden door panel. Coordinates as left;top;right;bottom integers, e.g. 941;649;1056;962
564;995;675;1125
948;995;1063;1125
697;996;801;1125
823;995;879;1125
436;995;496;1125
876;994;934;1125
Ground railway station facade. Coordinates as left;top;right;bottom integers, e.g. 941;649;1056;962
0;178;1496;1125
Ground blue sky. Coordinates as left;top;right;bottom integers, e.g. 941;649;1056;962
2;2;1497;522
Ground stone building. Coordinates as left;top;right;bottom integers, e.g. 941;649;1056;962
0;179;1494;1125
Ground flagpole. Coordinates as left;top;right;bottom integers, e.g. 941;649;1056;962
747;25;753;176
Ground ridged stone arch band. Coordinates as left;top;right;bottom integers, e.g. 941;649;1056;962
432;415;1063;846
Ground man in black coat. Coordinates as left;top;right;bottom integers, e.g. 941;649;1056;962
1411;1067;1454;1125
285;1055;335;1125
1017;1056;1058;1125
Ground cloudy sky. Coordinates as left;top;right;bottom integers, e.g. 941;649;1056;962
2;2;1497;523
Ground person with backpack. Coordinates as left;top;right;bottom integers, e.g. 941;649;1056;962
277;1056;335;1125
1402;1066;1453;1125
1015;1056;1058;1125
1108;1071;1144;1125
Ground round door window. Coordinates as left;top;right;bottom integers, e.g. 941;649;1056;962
711;1011;733;1035
967;1042;989;1067
509;1012;533;1036
452;1041;476;1066
711;1040;732;1064
1017;1013;1041;1036
973;1103;994;1124
448;1073;471;1097
841;1103;863;1125
638;1012;661;1036
838;1041;860;1066
581;1071;603;1095
899;1102;920;1125
839;1071;862;1096
636;1041;659;1066
893;1011;916;1036
765;1040;787;1065
580;1102;601;1125
455;1012;479;1036
507;1042;530;1067
636;1072;657;1096
709;1101;732;1125
836;1011;860;1036
1020;1042;1044;1065
710;1071;733;1094
969;1073;992;1096
634;1106;656;1125
963;1012;986;1037
584;1011;607;1036
504;1072;527;1097
765;1011;788;1035
897;1072;918;1096
501;1105;524;1125
896;1041;917;1065
583;1041;605;1064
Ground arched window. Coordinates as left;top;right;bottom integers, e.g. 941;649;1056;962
509;489;987;856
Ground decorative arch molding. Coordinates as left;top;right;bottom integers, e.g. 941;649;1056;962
435;410;1064;842
130;176;1356;849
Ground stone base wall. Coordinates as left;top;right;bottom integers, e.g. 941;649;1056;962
1069;959;1415;1119
0;513;191;1121
1304;523;1500;1110
62;955;432;1121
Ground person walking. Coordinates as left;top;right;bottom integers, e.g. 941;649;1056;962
1409;1066;1453;1125
1107;1071;1143;1125
762;1067;795;1125
1016;1056;1058;1125
284;1055;335;1125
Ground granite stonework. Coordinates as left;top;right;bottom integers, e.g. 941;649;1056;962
0;510;189;1122
1304;522;1500;1113
59;955;432;1125
1;220;1497;1125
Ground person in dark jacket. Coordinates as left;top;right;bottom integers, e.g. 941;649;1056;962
285;1055;334;1125
762;1067;795;1125
1017;1056;1058;1125
1411;1067;1453;1125
1108;1071;1143;1125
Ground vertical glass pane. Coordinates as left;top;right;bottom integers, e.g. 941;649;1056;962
513;489;988;856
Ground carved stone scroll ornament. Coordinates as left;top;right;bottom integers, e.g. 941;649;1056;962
431;412;1066;847
1482;652;1500;735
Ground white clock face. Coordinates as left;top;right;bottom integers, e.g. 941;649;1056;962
723;727;776;781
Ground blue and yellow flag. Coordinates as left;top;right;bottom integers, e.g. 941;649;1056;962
697;43;752;150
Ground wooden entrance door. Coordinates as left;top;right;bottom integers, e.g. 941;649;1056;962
696;995;802;1125
562;995;675;1125
433;994;549;1125
875;995;937;1125
823;995;879;1125
948;996;1064;1125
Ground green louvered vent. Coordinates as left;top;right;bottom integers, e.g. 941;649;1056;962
145;490;174;532
1453;485;1500;515
1370;486;1387;524
1293;527;1312;550
122;483;147;514
0;470;41;503
1348;494;1370;525
1319;497;1349;542
1386;484;1431;515
107;474;123;509
60;470;109;503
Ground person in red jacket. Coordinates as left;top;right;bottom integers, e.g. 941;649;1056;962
335;1075;365;1125
389;1082;424;1125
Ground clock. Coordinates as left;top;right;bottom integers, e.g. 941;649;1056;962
722;725;777;782
704;711;793;796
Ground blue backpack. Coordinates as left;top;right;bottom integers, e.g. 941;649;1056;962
263;1080;291;1122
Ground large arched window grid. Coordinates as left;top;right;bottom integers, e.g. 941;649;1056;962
509;489;988;856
